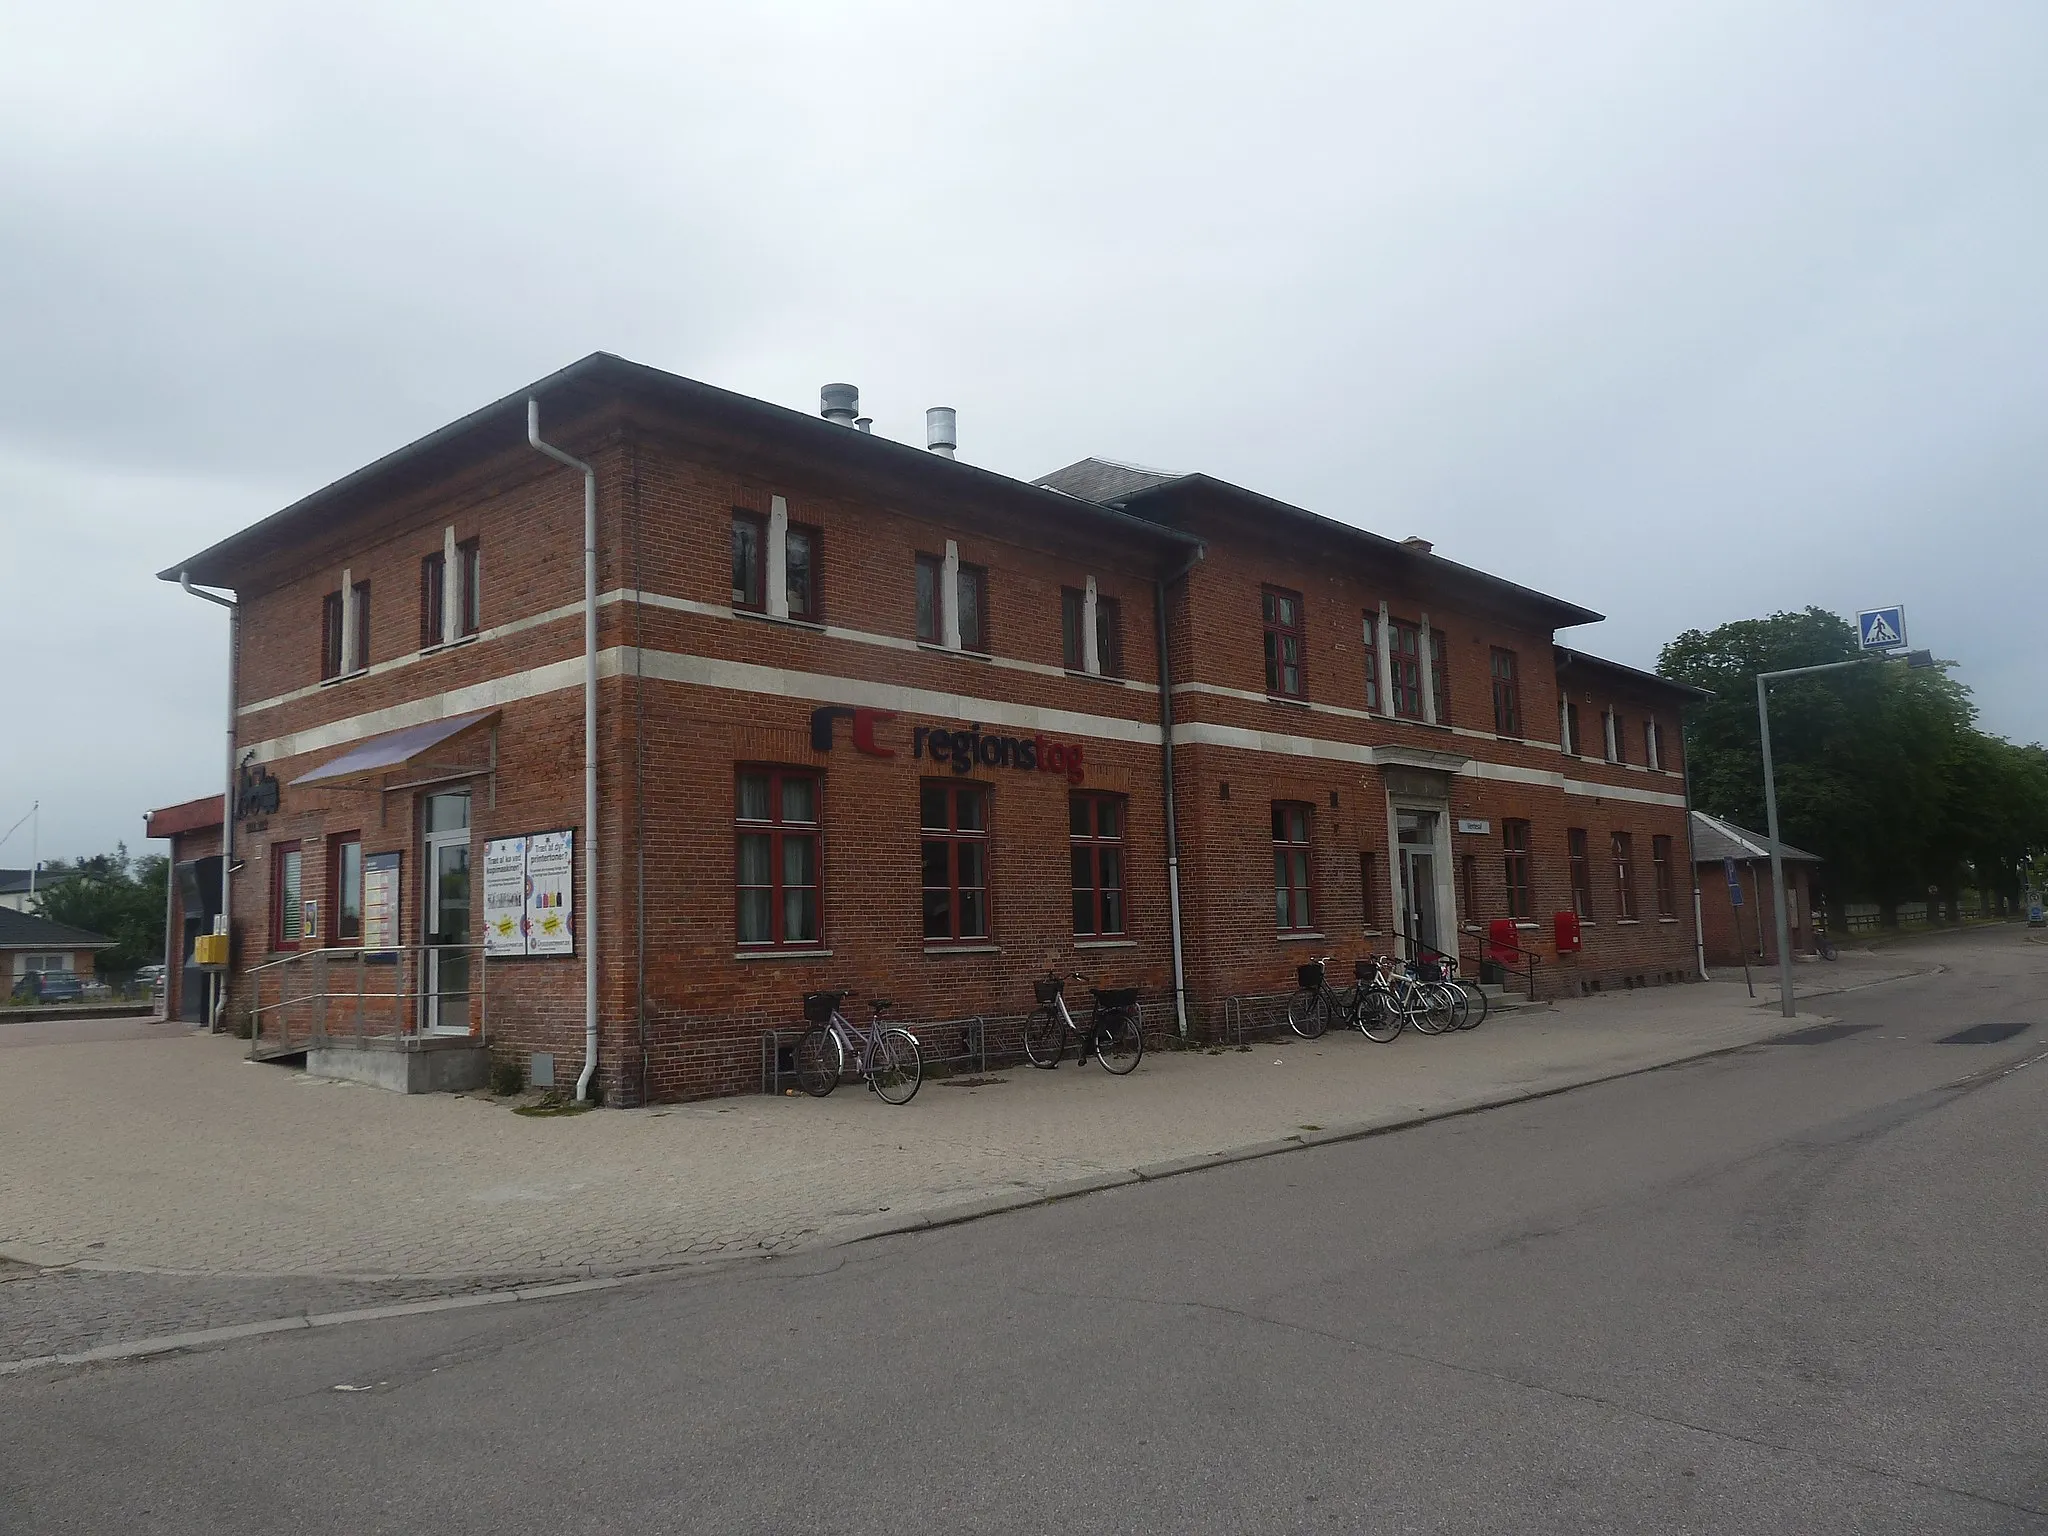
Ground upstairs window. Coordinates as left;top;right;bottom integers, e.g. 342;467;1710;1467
1502;819;1533;919
1429;629;1450;723
732;512;765;610
1568;828;1593;917
421;540;480;648
915;553;942;643
457;538;481;636
321;581;370;679
420;551;445;650
1261;587;1305;699
1362;613;1380;711
1064;588;1125;677
1095;595;1122;677
1272;802;1314;931
785;524;819;621
322;592;345;679
958;562;989;652
1390;620;1424;719
1612;831;1638;920
1491;648;1523;737
1563;700;1582;757
1643;717;1662;771
1061;587;1086;671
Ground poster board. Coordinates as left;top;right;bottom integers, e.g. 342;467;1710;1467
361;853;401;953
480;829;575;958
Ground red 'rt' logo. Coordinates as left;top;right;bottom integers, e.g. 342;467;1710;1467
809;706;896;757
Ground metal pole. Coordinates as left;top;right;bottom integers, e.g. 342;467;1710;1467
1756;674;1798;1018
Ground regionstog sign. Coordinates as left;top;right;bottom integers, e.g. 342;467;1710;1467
810;706;1089;784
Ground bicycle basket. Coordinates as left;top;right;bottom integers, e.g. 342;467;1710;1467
1091;986;1140;1009
1354;958;1381;982
801;990;844;1025
1296;961;1326;991
1033;978;1065;1005
1415;959;1444;983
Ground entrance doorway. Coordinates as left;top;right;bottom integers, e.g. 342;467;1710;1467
421;791;472;1033
1397;808;1443;959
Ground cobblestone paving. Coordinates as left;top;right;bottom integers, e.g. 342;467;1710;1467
0;952;1940;1362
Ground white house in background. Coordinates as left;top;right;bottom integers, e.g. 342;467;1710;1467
0;870;34;914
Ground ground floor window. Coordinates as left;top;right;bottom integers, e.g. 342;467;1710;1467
1568;828;1593;918
1502;819;1533;919
330;834;363;942
1070;792;1126;936
1612;831;1638;920
1273;802;1314;931
736;768;821;948
18;954;67;973
1652;834;1676;918
921;781;990;942
271;841;303;950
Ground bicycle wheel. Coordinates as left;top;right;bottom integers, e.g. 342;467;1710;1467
1357;987;1403;1043
1459;982;1489;1030
1092;1008;1144;1074
793;1025;842;1096
1402;985;1446;1035
869;1028;923;1105
1023;1006;1065;1068
1442;983;1471;1031
1419;986;1457;1036
1286;989;1331;1039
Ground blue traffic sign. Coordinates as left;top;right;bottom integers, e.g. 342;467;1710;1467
1729;881;1743;908
1857;606;1907;652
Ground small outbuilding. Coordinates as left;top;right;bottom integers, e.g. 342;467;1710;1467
0;908;115;993
1691;811;1822;967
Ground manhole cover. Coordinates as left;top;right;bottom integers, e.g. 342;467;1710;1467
1770;1023;1875;1045
1937;1021;2034;1045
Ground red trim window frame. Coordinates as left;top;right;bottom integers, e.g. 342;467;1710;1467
329;833;364;944
1069;791;1128;937
271;840;304;952
1430;628;1450;724
735;768;823;949
1362;612;1381;711
457;537;481;636
1060;587;1087;671
1567;828;1594;918
1272;801;1315;932
1502;819;1533;919
321;592;345;679
1095;595;1123;677
1261;586;1306;699
1652;834;1676;918
958;562;990;653
1490;648;1523;737
420;551;445;650
921;781;990;943
732;511;766;612
1612;831;1638;920
915;553;942;644
1390;620;1424;719
784;523;822;623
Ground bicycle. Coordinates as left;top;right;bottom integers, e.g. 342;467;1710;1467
793;990;924;1105
1814;907;1838;961
1023;974;1144;1074
1363;954;1456;1035
1433;953;1487;1031
1292;957;1413;1043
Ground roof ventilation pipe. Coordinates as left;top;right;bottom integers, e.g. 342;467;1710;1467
821;383;860;428
926;406;957;460
855;416;873;434
1402;537;1433;554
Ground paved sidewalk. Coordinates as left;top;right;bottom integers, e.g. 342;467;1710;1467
1;958;1932;1288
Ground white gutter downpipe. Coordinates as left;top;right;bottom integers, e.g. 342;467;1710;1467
527;400;601;1103
180;572;237;1033
1153;544;1206;1037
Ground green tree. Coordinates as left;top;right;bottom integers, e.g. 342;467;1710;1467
1657;608;2035;917
32;844;168;976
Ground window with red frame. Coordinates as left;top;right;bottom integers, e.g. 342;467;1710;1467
921;781;989;941
1568;828;1593;917
1069;792;1127;937
330;834;363;943
1430;628;1450;723
1612;831;1638;920
1262;587;1305;699
271;841;304;951
1502;819;1533;919
1652;834;1676;918
732;512;765;610
420;551;445;649
1272;802;1314;931
785;524;820;621
1362;613;1381;711
1390;620;1424;718
735;769;821;948
958;563;989;652
1491;648;1523;737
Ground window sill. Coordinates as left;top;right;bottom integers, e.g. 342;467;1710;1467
735;947;834;961
735;608;826;634
419;633;481;657
924;942;1000;956
1063;668;1129;685
1276;931;1326;943
1615;918;1642;926
1264;693;1311;708
915;640;994;662
318;669;369;688
1515;921;1540;930
1657;917;1680;925
1075;937;1137;949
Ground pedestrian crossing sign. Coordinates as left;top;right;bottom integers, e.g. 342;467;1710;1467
1857;606;1907;652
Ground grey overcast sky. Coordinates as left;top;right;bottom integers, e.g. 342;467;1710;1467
3;1;2043;861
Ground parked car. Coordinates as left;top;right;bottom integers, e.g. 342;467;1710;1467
11;970;84;1005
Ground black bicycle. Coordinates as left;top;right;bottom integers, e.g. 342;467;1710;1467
1023;974;1144;1073
1288;957;1403;1043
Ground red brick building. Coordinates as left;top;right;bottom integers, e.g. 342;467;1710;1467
162;353;1706;1103
1690;811;1821;968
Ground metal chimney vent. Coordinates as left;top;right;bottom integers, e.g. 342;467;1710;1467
855;416;873;434
821;383;860;427
926;406;957;459
1402;537;1434;554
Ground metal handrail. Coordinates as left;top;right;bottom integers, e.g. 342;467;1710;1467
1386;924;1541;1003
245;943;490;1056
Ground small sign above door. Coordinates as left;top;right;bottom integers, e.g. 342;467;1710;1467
1456;818;1492;835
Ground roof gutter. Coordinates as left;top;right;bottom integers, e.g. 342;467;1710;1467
526;401;601;1105
180;572;237;1033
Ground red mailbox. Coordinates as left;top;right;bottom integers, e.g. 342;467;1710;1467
1553;909;1582;954
1487;918;1520;965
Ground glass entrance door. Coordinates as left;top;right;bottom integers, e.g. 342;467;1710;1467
1397;809;1442;959
421;791;472;1033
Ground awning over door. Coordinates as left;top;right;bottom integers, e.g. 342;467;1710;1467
288;708;500;789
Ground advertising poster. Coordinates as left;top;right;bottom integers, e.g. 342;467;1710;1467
361;853;401;952
482;837;529;958
524;830;576;956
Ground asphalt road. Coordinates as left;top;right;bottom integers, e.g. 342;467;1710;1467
7;930;2046;1534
